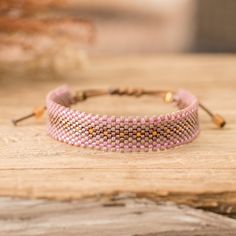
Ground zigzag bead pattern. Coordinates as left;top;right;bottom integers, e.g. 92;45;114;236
46;86;200;152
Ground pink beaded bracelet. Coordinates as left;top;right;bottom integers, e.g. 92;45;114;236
13;85;226;152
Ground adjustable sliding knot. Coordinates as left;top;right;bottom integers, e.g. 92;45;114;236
108;88;144;97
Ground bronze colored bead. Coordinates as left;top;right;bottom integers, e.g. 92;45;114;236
212;114;226;128
164;92;173;103
152;131;157;136
103;130;108;136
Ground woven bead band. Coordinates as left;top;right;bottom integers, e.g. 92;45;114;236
46;86;200;152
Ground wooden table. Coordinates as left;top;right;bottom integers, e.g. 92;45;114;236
0;55;236;234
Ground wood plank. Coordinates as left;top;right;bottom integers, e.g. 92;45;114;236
0;55;236;214
0;196;236;236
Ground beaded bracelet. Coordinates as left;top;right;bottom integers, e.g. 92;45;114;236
13;85;226;152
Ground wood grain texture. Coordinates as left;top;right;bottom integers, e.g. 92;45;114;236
0;196;236;236
0;55;236;214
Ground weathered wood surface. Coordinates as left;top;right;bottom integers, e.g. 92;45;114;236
0;196;236;236
0;55;236;214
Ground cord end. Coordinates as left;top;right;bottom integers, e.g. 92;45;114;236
12;106;46;126
199;103;226;129
12;119;18;126
212;114;226;128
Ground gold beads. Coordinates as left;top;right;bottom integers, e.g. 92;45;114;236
103;130;108;136
164;92;173;103
152;131;157;136
212;114;226;128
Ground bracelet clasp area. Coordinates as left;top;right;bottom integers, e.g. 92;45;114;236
11;88;226;128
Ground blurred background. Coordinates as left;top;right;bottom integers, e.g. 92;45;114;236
0;0;236;72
